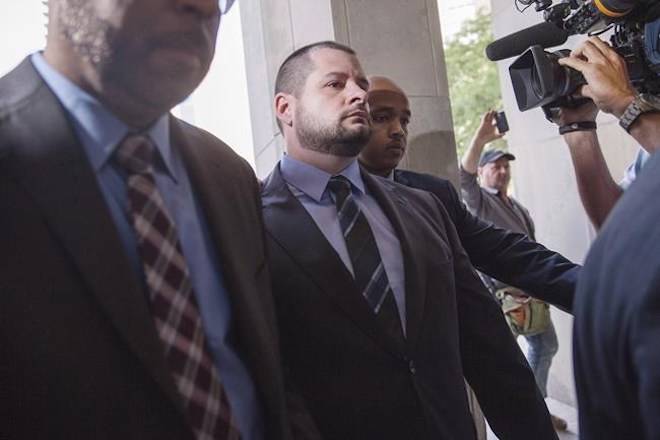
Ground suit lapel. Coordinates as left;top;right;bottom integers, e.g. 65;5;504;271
362;170;428;349
262;165;405;356
4;59;184;414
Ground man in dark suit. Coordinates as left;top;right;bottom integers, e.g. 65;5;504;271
359;75;578;312
262;40;557;440
0;1;309;439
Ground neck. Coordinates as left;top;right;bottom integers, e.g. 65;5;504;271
358;159;392;177
287;142;356;175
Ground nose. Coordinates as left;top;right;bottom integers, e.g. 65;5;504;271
346;81;367;106
176;0;220;18
390;121;404;139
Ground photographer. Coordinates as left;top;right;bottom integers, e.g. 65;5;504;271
552;36;658;227
556;36;660;439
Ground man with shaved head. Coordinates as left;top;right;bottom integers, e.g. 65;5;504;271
360;76;577;431
360;76;578;313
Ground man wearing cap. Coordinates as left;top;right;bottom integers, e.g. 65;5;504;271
460;111;566;431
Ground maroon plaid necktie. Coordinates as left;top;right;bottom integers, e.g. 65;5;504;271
116;135;241;440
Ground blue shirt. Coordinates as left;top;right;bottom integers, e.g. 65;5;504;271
280;156;407;330
620;148;650;190
31;53;263;439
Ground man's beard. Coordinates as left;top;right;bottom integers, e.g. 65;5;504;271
56;0;114;68
295;104;372;157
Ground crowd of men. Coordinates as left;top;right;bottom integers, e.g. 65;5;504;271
1;1;659;440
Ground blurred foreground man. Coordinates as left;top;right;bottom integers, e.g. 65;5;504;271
262;41;558;440
0;1;301;439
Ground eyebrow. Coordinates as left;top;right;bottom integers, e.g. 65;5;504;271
321;72;369;89
370;105;412;116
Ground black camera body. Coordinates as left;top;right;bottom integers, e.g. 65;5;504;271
508;0;660;112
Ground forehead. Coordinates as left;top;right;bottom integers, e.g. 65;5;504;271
486;158;510;167
308;48;365;78
368;90;410;114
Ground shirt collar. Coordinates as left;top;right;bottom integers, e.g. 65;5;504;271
483;186;500;195
280;155;366;202
30;52;176;180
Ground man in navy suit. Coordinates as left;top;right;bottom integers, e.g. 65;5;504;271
359;76;578;312
262;40;558;440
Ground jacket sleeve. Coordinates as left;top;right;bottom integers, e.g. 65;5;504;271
428;193;559;440
445;182;577;312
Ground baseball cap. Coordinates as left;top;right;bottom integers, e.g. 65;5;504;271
479;149;516;167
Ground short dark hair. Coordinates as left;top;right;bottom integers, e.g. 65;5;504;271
274;41;356;131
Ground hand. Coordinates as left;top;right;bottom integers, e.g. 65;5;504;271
474;110;505;144
558;36;636;117
550;99;599;127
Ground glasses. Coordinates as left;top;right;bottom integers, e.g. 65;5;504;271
219;0;236;14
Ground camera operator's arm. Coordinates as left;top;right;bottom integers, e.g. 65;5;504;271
553;101;623;229
559;37;660;152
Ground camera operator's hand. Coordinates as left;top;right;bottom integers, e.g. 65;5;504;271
558;36;636;117
551;99;599;127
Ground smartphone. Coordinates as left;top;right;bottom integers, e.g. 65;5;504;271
494;111;509;134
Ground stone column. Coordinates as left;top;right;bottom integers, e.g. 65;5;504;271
240;0;458;184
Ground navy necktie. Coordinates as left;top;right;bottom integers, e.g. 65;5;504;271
327;175;405;343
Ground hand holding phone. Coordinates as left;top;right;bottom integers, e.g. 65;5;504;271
494;111;509;134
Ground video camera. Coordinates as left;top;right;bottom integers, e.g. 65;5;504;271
486;0;660;113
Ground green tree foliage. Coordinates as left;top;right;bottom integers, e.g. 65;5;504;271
444;9;507;156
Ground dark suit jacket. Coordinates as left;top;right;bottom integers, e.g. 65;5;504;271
262;164;557;440
395;169;578;311
0;58;294;440
573;152;660;440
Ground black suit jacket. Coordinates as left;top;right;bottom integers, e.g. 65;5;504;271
573;152;660;440
0;58;295;439
395;169;578;311
262;164;557;440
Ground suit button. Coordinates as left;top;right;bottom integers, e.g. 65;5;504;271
408;360;416;375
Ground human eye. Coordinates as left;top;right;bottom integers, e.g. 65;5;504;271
371;113;389;123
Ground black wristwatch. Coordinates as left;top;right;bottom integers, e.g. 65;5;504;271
619;93;660;132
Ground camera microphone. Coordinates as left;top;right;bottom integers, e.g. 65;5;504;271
485;22;570;61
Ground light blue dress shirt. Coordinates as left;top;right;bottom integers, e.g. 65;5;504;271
31;53;263;439
280;156;407;330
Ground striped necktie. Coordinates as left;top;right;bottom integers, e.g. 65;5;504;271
116;135;240;440
327;175;405;342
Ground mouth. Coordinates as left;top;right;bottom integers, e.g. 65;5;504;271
345;109;370;122
386;142;405;153
151;31;211;60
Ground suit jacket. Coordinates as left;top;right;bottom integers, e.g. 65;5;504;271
395;169;578;311
573;151;660;440
262;164;557;440
0;58;294;440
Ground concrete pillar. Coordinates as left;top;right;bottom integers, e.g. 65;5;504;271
240;0;458;184
489;1;640;406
